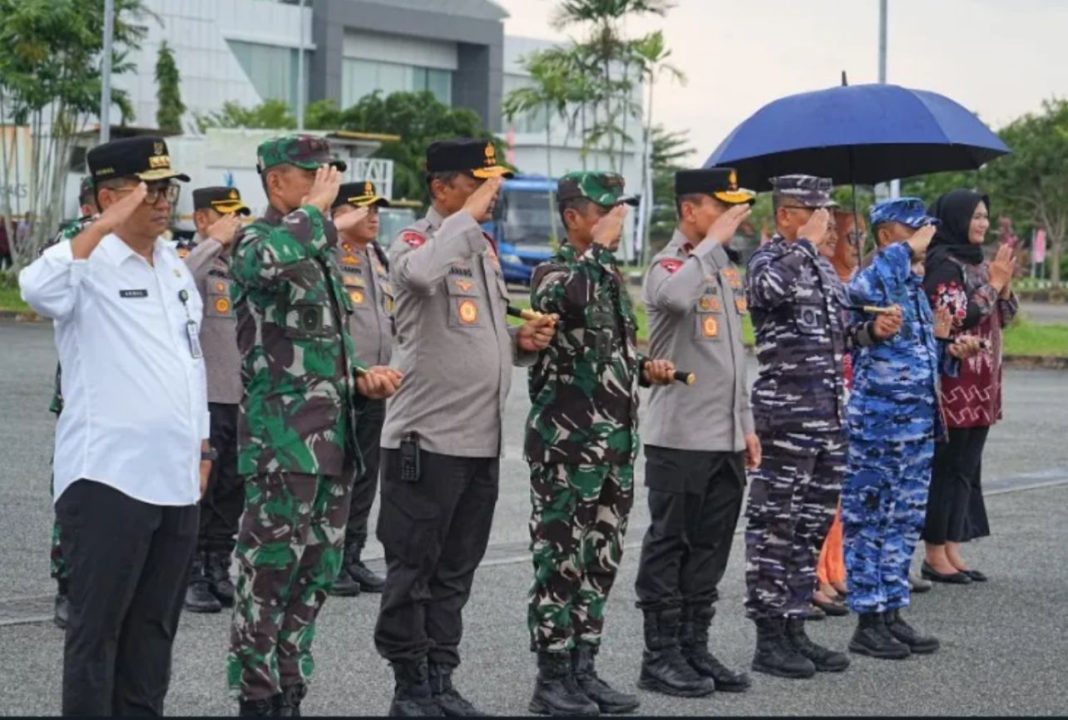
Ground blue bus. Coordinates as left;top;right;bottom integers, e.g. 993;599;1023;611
482;175;563;285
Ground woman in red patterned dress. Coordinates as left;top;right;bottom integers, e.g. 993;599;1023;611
920;190;1018;583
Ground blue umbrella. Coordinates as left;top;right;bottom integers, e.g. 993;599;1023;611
704;83;1010;191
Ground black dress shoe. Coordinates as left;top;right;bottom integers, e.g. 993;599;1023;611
813;596;849;617
963;569;988;582
802;604;827;621
921;562;972;584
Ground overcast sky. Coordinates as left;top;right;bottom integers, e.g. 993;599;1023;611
494;0;1068;164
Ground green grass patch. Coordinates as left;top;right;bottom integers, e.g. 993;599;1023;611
0;284;29;313
1003;320;1068;358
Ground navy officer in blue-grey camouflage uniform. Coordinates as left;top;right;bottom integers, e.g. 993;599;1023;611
842;197;982;661
743;175;903;680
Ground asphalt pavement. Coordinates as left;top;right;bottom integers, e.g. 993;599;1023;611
1;318;1066;716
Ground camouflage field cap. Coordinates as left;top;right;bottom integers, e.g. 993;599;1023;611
557;171;639;207
193;186;251;216
869;196;939;229
332;180;391;210
87;136;190;183
771;174;838;208
256;134;347;173
675;168;755;205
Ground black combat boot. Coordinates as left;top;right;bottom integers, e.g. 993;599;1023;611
572;645;639;714
884;609;939;654
53;579;70;630
184;552;222;613
427;663;486;716
637;608;715;697
346;543;386;593
680;605;750;692
329;564;361;597
751;617;816;679
785;617;851;671
529;650;599;716
389;658;444;717
238;694;280;717
208;550;236;607
849;612;911;659
278;683;306;717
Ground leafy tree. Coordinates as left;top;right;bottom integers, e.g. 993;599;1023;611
0;0;149;268
154;40;184;134
647;125;692;246
194;99;296;132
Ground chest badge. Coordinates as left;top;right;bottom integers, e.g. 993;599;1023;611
350;290;365;305
455;279;474;293
458;299;479;324
698;295;722;312
215;297;231;314
702;316;719;338
735;297;748;314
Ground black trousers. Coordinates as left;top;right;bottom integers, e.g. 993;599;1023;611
344;398;385;551
635;446;746;611
56;480;197;716
374;449;498;667
923;426;991;545
198;402;243;554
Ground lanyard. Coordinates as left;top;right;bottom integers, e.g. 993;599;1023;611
178;289;203;359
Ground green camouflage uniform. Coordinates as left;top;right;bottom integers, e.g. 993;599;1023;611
525;172;647;653
48;215;94;584
226;135;367;701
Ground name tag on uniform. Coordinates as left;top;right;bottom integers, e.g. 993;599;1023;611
186;320;203;359
119;289;148;298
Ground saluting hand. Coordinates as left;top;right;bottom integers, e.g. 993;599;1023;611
705;204;751;245
798;208;832;249
592;205;628;251
356;366;404;400
463;177;503;222
642;358;676;385
872;304;903;340
906;224;937;259
333;206;370;232
303;165;342;213
517;313;558;352
96;182;148;234
207;212;242;247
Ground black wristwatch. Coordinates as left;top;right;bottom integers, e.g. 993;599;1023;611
201;447;218;462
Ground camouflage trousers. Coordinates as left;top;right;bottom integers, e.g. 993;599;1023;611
528;462;634;653
51;519;68;582
744;431;845;619
227;469;352;700
842;436;933;614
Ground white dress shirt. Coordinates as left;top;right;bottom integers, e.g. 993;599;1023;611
20;234;210;506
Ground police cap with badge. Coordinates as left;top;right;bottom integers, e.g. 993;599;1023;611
193;186;251;216
332;180;392;210
557;171;639;208
425;138;514;178
675;168;755;205
87;136;191;184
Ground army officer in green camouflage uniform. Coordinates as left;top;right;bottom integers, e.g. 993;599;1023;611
227;134;401;717
526;171;676;717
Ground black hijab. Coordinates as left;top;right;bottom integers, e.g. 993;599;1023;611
926;189;990;268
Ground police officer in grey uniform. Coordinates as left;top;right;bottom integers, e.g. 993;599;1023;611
329;181;394;597
182;186;247;614
635;168;760;698
374;139;556;717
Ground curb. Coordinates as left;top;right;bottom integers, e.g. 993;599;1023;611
0;310;39;322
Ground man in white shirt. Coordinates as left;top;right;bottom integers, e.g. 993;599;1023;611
19;136;209;716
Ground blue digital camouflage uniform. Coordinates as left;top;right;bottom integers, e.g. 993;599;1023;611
743;175;878;620
842;199;946;614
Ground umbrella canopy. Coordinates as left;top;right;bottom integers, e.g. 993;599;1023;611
704;83;1010;191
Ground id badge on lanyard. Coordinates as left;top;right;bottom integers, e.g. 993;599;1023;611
178;289;203;359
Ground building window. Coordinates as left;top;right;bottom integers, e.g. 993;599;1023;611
228;40;308;111
341;59;452;107
502;73;549;134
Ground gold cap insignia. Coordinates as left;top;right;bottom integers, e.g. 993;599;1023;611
153;141;165;156
229;189;238;199
728;170;738;189
484;142;496;165
364;181;373;196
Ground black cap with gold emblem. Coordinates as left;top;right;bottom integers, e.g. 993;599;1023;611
332;180;391;210
426;138;513;179
87;136;190;184
193;186;250;215
675;168;755;205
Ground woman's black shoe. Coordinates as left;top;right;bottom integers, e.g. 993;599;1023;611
921;562;972;584
813;596;849;617
963;568;988;582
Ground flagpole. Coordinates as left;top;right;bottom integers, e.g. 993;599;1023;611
99;0;115;144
